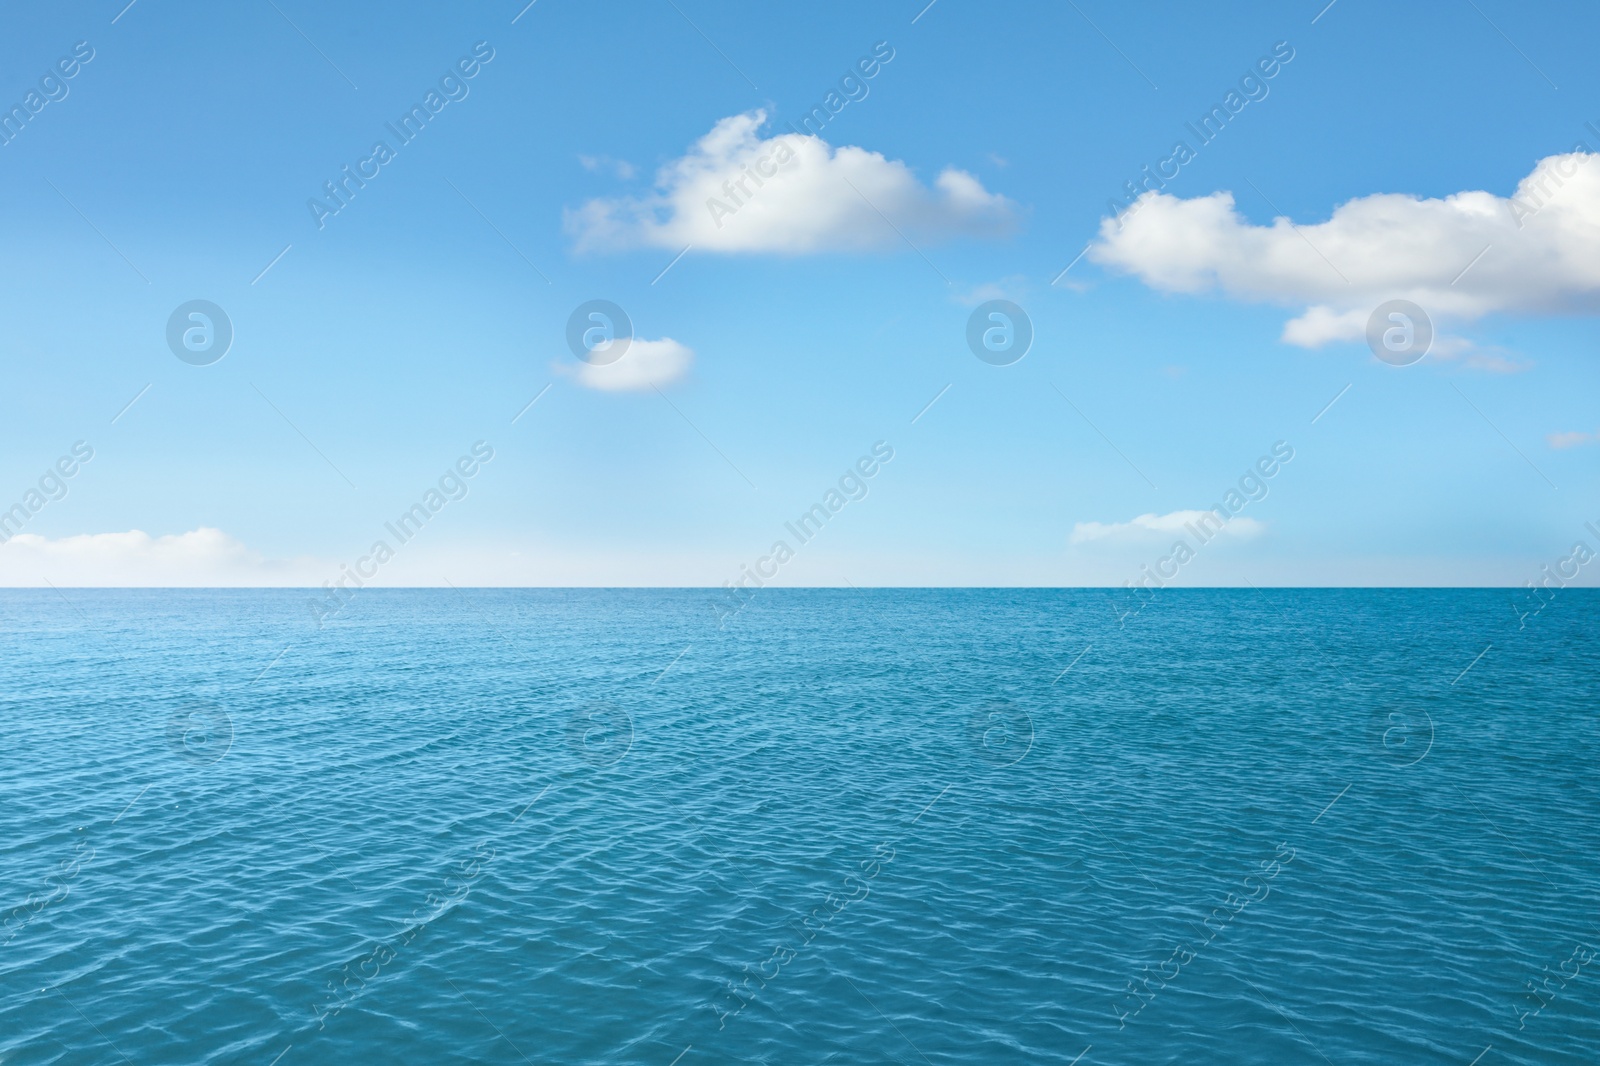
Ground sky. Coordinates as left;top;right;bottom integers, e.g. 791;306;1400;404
1;0;1598;588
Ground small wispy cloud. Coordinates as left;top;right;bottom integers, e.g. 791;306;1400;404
952;275;1030;306
578;154;636;180
1070;509;1264;544
1428;335;1530;374
1548;429;1598;449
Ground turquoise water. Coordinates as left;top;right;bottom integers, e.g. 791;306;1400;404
1;589;1597;1064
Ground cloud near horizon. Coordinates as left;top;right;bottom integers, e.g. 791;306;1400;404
1089;152;1600;349
1071;509;1265;544
0;528;324;586
566;110;1017;253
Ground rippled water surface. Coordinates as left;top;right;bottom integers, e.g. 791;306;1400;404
2;588;1597;1065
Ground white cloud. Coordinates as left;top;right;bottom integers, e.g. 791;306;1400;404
1070;509;1264;544
566;110;1016;253
953;275;1031;306
559;337;693;391
0;528;325;586
1089;152;1600;347
1548;429;1598;449
578;154;636;180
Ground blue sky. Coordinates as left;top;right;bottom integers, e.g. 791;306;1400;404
1;0;1598;587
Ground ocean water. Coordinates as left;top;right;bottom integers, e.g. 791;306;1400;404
1;588;1596;1065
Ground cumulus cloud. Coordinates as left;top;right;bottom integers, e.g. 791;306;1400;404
559;337;693;391
566;110;1016;253
1070;509;1264;544
1089;152;1600;347
0;528;325;586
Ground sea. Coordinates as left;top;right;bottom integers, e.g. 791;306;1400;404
1;588;1596;1065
